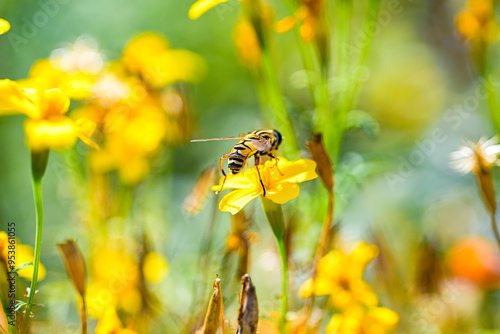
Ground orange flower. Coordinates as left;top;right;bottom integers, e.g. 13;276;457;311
448;235;500;289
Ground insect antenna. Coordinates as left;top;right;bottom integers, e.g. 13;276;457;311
191;136;243;142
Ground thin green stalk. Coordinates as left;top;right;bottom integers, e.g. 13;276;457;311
280;0;319;98
484;75;500;135
327;0;352;163
240;0;299;156
261;47;300;156
23;151;49;333
329;0;380;164
276;236;288;334
490;213;500;251
346;0;381;107
261;197;287;333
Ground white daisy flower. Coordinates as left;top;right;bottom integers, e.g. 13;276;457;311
449;136;500;174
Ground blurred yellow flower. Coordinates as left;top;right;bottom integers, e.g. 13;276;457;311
0;19;10;35
95;307;138;334
456;0;499;44
325;305;399;334
27;59;96;100
188;0;232;19
233;18;262;70
88;103;168;185
121;32;207;88
86;241;167;318
275;0;329;61
212;158;318;215
86;244;141;317
298;242;379;310
23;37;105;100
0;232;46;281
0;79;97;152
142;251;169;284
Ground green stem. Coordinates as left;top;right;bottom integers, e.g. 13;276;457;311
276;236;288;334
329;0;380;164
261;197;287;333
484;75;500;135
327;0;352;164
346;0;381;107
23;151;49;333
261;47;300;157
490;212;500;251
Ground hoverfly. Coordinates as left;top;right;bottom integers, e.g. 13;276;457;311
191;129;283;196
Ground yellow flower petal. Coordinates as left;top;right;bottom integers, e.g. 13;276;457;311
275;16;297;33
0;19;10;35
117;157;150;185
16;244;46;281
24;118;78;152
298;278;314;299
74;118;99;150
212;172;256;191
188;0;230;19
272;158;317;184
40;88;70;117
266;182;300;204
219;188;261;215
325;314;344;334
0;80;36;117
95;307;124;334
118;288;142;314
123;32;170;66
366;306;400;331
143;49;208;87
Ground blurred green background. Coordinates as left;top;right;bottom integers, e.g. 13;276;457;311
1;0;500;332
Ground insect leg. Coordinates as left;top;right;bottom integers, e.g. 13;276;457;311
268;152;283;176
217;154;230;194
254;155;267;197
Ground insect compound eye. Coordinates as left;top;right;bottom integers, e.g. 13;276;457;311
273;130;282;146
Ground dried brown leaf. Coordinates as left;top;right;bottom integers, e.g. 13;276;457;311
58;240;87;297
306;133;334;191
237;274;259;334
184;166;218;215
196;276;225;334
58;240;88;334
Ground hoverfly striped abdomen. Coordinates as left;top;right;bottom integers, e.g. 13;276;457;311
228;141;255;174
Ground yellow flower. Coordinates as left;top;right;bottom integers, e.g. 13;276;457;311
22;37;105;100
298;242;379;310
188;0;232;19
26;59;96;100
95;307;138;334
325;305;399;334
88;103;168;185
86;243;141;317
121;32;207;88
276;0;326;41
0;232;46;281
0;79;97;152
212;158;318;215
0;19;10;35
456;0;499;44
